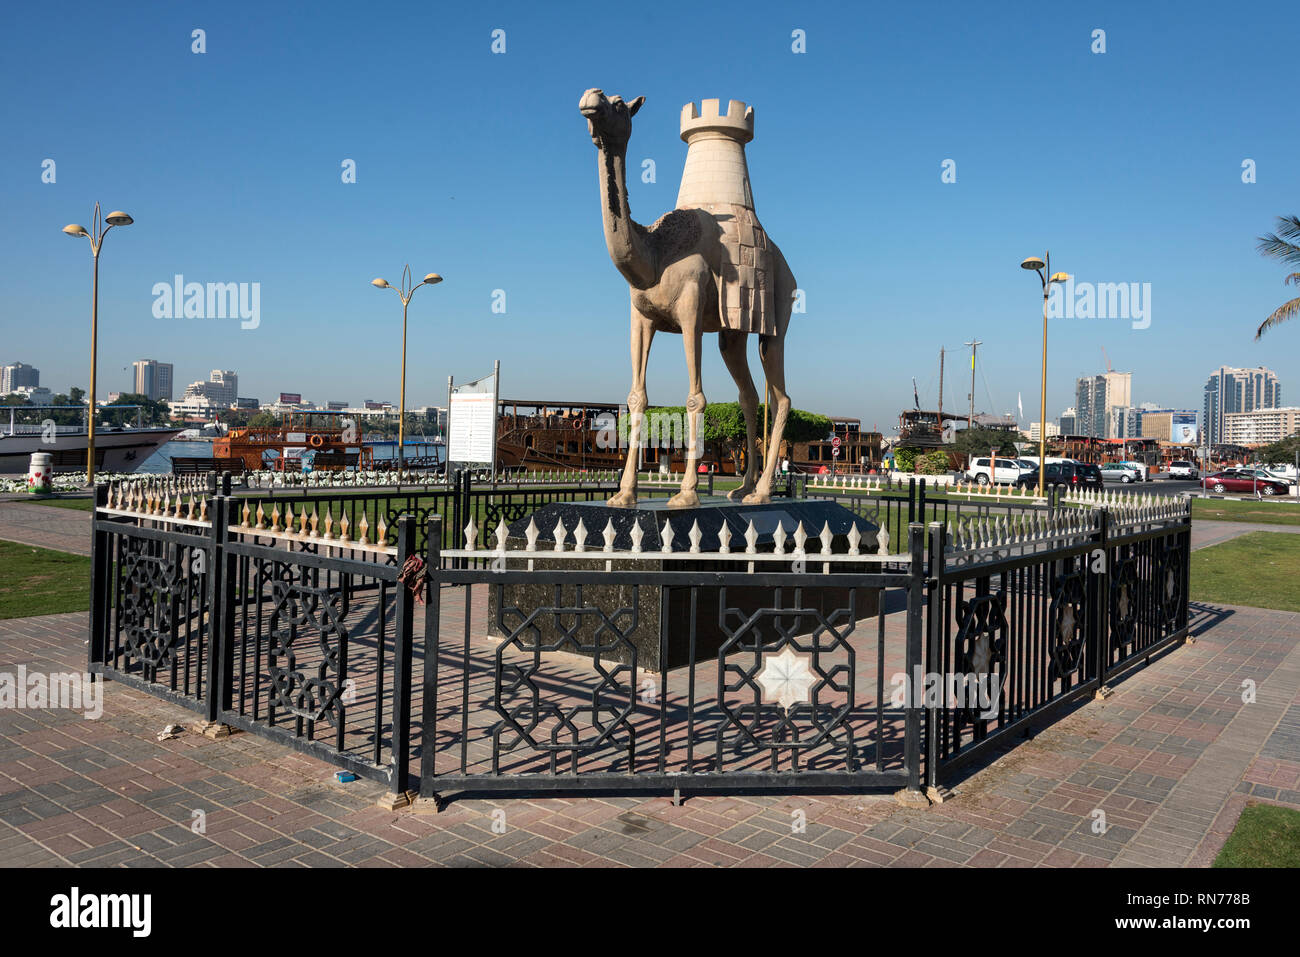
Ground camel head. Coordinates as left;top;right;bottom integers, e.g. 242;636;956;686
579;88;645;151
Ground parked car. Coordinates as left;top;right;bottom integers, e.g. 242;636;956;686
1098;462;1143;484
1015;461;1104;491
1230;467;1295;487
965;456;1031;485
1167;460;1199;480
1201;471;1290;496
1117;460;1152;481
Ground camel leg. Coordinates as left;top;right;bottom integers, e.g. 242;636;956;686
718;330;760;501
609;308;655;508
667;290;706;508
745;331;790;504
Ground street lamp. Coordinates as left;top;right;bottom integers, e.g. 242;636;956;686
1021;252;1068;497
64;203;133;487
371;265;442;472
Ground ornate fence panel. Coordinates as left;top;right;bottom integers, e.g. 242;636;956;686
924;497;1192;787
419;520;926;803
91;482;422;795
90;511;218;714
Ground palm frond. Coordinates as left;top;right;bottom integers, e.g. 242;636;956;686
1258;215;1300;264
1255;295;1300;339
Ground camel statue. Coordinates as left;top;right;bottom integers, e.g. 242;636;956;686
578;88;797;508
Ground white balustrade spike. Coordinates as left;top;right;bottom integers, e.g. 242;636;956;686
876;527;890;555
525;518;540;551
847;524;862;556
688;520;702;554
744;521;758;555
628;521;645;552
602;518;617;552
464;519;478;550
574;518;588;552
819;521;833;555
553;520;568;551
773;521;787;555
495;521;509;552
660;521;674;554
793;521;809;554
718;522;732;553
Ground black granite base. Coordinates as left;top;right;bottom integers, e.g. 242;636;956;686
486;499;882;671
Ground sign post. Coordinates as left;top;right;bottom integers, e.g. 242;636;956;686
447;363;500;480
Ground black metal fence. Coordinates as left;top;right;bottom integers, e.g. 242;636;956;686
89;476;1192;805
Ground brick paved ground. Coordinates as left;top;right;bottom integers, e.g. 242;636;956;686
2;598;1297;867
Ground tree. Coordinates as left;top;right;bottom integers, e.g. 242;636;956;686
105;393;172;427
951;427;1018;457
248;411;279;429
1256;433;1300;465
619;401;834;470
1255;215;1300;339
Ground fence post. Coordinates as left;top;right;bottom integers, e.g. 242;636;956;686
419;517;443;803
1093;507;1111;691
924;521;945;793
898;522;928;805
88;483;111;674
388;515;418;802
202;494;234;728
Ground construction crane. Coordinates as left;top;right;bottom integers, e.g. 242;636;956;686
1102;346;1113;373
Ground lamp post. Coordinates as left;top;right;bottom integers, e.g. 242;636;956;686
63;204;134;487
1020;252;1069;497
371;266;442;472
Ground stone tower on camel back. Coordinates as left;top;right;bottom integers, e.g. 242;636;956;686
675;98;774;335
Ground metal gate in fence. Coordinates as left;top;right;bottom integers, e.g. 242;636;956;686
419;564;923;803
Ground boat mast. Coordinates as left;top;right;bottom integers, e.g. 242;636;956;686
937;348;944;422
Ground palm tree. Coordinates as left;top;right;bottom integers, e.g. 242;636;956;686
1255;214;1300;339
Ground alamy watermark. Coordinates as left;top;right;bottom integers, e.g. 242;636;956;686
0;666;102;719
152;274;260;329
1046;276;1151;329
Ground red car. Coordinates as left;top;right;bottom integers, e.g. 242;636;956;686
1201;470;1289;496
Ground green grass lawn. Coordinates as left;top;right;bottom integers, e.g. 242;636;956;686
1190;532;1300;612
1213;804;1300;867
1192;497;1300;526
25;497;94;511
0;541;91;619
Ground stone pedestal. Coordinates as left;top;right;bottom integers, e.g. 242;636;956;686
486;498;881;671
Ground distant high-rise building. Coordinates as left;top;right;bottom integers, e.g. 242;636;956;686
1;361;40;393
1108;406;1144;439
1074;372;1132;438
132;359;174;401
1222;407;1300;446
1139;409;1199;444
1028;421;1059;442
182;369;238;408
1203;366;1282;446
1058;407;1077;435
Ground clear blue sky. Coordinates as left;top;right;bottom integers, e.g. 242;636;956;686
2;0;1297;435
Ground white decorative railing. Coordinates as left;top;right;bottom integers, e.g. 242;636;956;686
100;478;398;556
439;514;903;570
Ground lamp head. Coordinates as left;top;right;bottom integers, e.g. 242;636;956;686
1049;272;1069;284
371;278;390;288
1020;256;1046;271
423;273;443;285
104;211;133;226
63;224;89;237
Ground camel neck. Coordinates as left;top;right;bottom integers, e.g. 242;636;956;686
596;143;655;288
